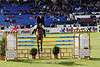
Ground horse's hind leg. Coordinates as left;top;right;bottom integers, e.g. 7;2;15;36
40;39;43;51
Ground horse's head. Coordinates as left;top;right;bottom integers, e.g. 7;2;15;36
36;26;42;31
35;26;44;36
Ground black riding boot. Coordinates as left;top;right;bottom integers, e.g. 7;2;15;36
32;29;36;34
43;29;46;37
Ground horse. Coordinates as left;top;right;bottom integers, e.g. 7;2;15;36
32;25;46;54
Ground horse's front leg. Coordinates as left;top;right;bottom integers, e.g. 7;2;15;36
40;39;43;51
37;39;40;54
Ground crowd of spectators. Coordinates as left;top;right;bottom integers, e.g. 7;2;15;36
0;0;100;27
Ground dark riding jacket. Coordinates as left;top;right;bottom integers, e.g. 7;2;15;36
37;16;44;25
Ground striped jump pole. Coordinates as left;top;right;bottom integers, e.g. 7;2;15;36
17;40;74;43
17;36;78;39
17;43;74;47
45;36;78;38
17;35;76;47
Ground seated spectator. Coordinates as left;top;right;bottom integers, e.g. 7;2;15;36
20;25;24;29
26;24;30;28
50;23;57;27
1;26;4;30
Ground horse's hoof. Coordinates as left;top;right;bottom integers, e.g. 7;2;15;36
39;48;42;52
38;52;40;54
44;35;46;37
41;49;42;52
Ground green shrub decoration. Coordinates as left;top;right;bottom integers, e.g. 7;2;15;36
0;38;5;56
30;48;37;56
53;46;60;55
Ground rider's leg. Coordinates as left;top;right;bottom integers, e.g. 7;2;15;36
43;29;46;37
32;25;37;34
34;25;37;29
42;24;44;28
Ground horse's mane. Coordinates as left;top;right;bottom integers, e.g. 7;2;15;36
37;26;43;30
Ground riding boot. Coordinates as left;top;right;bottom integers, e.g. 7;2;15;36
43;29;46;37
32;29;36;34
32;30;34;34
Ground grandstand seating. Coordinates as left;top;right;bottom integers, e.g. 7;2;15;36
0;0;99;27
0;2;68;26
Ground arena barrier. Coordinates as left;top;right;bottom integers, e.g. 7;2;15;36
0;30;91;60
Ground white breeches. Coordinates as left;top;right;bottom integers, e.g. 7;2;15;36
32;25;44;31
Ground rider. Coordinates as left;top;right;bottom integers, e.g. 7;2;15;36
32;12;46;37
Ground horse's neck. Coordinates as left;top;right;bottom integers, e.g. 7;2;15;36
35;29;43;35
